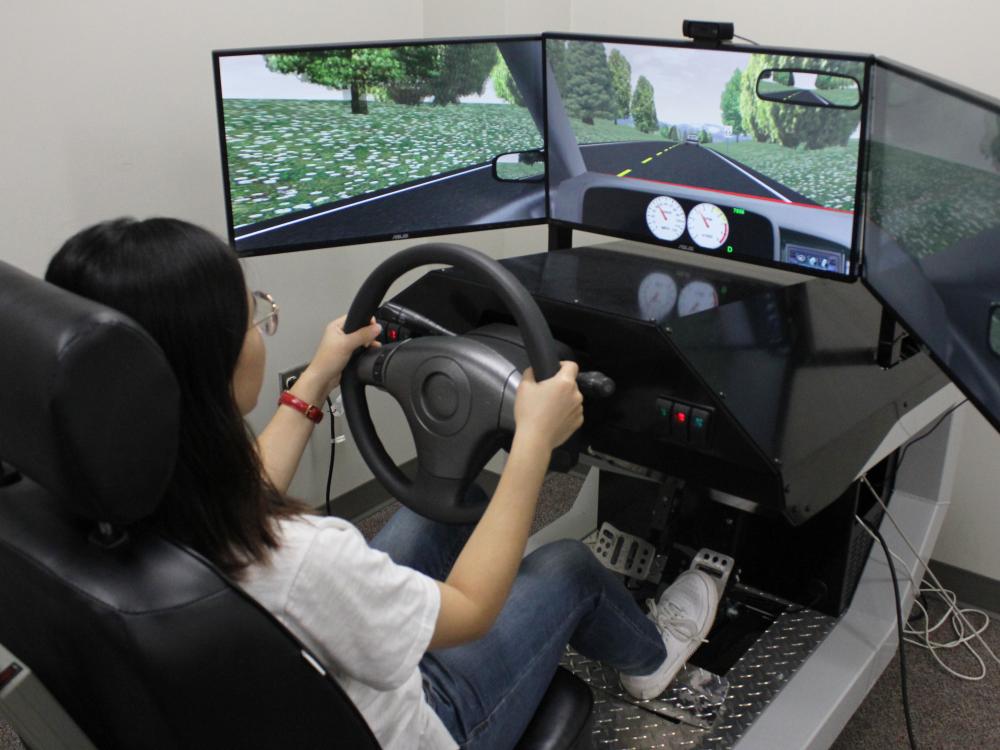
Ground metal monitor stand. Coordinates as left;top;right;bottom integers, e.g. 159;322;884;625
738;383;965;749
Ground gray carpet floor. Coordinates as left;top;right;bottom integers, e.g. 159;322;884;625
4;472;998;749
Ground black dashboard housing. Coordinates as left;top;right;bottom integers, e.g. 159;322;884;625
387;242;947;524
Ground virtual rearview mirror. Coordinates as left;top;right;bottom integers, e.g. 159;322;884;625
991;305;1000;357
756;68;861;109
493;150;546;182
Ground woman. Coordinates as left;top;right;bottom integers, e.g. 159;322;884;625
46;217;718;750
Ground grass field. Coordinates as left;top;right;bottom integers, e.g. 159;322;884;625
707;140;860;210
224;99;543;227
570;117;668;145
867;143;1000;258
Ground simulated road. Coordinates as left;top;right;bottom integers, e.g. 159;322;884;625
235;164;543;254
578;140;817;206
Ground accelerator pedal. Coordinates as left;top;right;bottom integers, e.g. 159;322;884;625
689;548;735;598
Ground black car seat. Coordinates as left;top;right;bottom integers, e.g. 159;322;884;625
0;259;594;750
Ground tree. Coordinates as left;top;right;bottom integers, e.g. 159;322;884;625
491;52;524;107
720;68;745;136
383;45;442;104
265;49;401;114
608;49;632;121
427;43;497;105
563;41;615;125
631;75;658;133
739;54;863;148
773;70;795;86
546;39;570;93
667;124;680;141
699;129;712;144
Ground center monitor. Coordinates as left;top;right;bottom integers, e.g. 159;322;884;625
213;36;546;257
544;34;869;277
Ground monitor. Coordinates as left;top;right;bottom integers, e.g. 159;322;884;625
544;34;869;278
863;59;1000;434
213;37;546;256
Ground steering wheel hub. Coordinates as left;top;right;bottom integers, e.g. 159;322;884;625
413;358;470;435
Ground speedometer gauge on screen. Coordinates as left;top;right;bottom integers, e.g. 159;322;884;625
545;33;869;278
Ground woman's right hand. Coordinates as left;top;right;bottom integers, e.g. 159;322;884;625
513;361;584;452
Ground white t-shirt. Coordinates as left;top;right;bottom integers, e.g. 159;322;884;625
240;515;458;750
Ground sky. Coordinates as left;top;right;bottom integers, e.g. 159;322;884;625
219;53;505;104
605;42;752;128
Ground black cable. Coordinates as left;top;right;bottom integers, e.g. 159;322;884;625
896;400;967;472
858;515;919;750
324;396;336;516
733;34;759;45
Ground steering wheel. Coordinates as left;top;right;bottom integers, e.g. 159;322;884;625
341;243;559;523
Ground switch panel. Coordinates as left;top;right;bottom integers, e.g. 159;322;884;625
655;396;713;448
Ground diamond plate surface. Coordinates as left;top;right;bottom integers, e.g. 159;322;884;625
561;608;836;750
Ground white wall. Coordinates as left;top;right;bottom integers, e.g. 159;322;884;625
3;0;998;579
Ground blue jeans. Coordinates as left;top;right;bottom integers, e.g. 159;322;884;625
370;504;666;750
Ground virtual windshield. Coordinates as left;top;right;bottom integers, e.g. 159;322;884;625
545;37;866;276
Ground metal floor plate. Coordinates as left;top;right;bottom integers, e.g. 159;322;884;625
560;608;836;749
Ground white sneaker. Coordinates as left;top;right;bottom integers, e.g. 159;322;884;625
620;569;720;700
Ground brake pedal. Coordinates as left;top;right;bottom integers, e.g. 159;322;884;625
593;522;659;581
689;548;735;597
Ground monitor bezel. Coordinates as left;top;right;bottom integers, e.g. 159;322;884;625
541;31;874;282
212;34;547;259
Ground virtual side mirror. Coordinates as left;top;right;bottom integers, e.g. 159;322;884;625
492;150;546;182
990;304;1000;357
756;68;861;109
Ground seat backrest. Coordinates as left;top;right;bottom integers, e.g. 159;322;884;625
0;260;379;749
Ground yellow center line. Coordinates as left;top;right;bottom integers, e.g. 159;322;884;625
656;151;663;156
641;157;653;164
617;168;632;177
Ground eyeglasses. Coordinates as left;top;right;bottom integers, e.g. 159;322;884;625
252;290;279;336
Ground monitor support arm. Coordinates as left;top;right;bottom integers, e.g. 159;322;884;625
877;306;905;368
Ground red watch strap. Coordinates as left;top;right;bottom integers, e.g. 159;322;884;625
278;390;323;424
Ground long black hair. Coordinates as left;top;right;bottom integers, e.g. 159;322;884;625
46;217;302;576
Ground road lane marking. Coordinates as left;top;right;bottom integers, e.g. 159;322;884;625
641;157;653;164
617;168;632;177
703;148;793;203
235;164;492;239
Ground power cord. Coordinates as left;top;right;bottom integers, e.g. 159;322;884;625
860;476;999;680
855;513;919;750
324;394;346;516
849;400;978;750
895;399;967;473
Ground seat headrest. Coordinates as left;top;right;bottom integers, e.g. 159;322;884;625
0;260;179;524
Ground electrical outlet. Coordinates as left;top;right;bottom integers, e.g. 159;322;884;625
278;363;309;392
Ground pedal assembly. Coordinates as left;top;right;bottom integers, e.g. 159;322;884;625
592;521;734;596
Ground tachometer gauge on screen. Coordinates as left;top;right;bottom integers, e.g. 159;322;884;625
687;203;729;249
637;271;678;321
645;196;686;241
678;280;719;317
